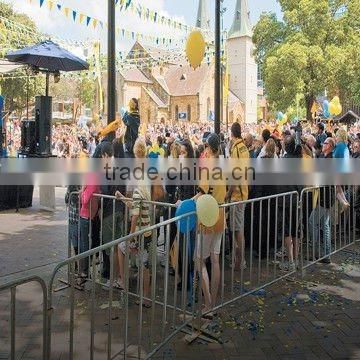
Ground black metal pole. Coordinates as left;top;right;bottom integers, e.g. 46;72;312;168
214;0;221;135
107;0;116;126
26;73;29;120
45;73;49;97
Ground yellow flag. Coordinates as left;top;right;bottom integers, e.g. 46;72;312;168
223;58;229;104
47;0;54;11
92;19;98;29
311;101;317;117
79;13;85;24
93;41;103;113
63;7;70;17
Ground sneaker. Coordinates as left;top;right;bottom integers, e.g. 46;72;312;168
276;247;288;259
319;257;331;264
279;261;296;272
102;279;124;290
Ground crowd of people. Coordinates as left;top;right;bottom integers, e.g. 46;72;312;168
63;97;359;317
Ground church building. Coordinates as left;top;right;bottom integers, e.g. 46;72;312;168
115;0;260;125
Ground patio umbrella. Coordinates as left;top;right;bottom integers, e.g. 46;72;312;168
5;40;89;95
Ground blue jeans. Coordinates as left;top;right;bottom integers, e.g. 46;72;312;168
308;206;331;257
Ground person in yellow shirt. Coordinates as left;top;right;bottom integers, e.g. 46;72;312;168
226;122;249;270
147;136;166;158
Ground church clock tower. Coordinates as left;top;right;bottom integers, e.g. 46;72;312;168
227;0;258;123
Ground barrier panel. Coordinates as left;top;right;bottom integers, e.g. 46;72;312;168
299;186;358;271
0;276;48;360
48;191;306;359
47;200;198;359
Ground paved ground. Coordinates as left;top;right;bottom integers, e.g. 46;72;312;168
0;188;359;359
156;246;360;359
0;187;68;282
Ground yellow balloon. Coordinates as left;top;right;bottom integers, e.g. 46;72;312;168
186;31;206;69
329;102;337;116
332;96;340;105
196;195;219;228
335;104;342;116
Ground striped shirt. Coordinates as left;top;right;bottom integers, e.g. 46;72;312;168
131;187;152;238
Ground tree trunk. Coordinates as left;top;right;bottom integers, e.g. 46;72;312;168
305;94;315;123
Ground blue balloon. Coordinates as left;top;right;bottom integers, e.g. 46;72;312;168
324;109;330;119
175;199;197;234
277;112;284;121
148;151;159;159
323;100;329;112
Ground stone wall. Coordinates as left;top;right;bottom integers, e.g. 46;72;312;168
170;95;198;123
198;65;215;123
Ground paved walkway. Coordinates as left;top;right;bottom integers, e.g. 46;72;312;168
0;187;67;282
156;246;360;360
0;189;359;359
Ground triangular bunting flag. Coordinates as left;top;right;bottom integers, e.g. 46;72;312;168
63;7;70;17
86;16;91;26
79;13;85;24
125;0;132;10
39;0;45;7
56;3;61;10
92;19;98;29
72;10;77;22
47;0;54;11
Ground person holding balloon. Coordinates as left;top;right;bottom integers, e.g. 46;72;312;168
174;140;197;306
193;133;227;318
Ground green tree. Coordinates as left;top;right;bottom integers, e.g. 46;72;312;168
77;73;96;109
0;1;43;115
253;0;360;120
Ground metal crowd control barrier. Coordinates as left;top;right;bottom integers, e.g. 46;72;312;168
299;186;358;272
59;192;176;292
47;205;198;359
48;191;308;359
0;276;48;360
1;188;358;359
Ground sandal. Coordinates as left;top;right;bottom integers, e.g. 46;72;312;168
135;300;152;308
113;280;125;290
76;277;87;287
202;312;214;320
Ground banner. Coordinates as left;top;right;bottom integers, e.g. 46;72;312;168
116;0;192;33
28;0;186;47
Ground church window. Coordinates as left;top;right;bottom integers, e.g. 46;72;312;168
187;105;191;121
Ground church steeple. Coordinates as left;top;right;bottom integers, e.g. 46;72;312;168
228;0;252;39
195;0;211;30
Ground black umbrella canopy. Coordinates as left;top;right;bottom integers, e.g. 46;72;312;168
5;40;89;72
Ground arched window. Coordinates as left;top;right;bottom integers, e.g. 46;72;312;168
187;104;191;121
175;105;179;121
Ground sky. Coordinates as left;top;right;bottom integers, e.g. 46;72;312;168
3;0;282;51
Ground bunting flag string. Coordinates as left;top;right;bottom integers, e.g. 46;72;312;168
33;0;187;47
115;0;192;33
0;15;89;49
